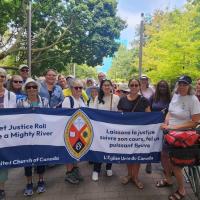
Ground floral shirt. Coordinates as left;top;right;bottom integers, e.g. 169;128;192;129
17;96;49;108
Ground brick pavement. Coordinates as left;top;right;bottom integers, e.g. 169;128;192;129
5;163;196;200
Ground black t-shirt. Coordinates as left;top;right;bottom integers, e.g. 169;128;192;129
117;95;149;112
48;90;53;97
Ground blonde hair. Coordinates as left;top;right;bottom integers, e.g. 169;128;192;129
70;79;83;89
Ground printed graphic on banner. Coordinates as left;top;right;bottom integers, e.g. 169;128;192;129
64;110;93;160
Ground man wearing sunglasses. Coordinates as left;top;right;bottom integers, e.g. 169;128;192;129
19;64;30;84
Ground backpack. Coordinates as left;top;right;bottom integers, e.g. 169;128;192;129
164;130;200;166
87;98;91;107
164;130;199;148
68;96;74;108
65;96;84;108
168;146;199;166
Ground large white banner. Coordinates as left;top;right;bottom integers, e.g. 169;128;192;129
0;108;164;168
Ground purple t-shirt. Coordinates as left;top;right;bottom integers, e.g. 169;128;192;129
149;96;170;115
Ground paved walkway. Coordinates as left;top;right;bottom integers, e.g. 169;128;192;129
5;163;196;200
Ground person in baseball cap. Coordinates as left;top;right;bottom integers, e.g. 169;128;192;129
178;75;192;85
19;64;30;83
139;75;149;80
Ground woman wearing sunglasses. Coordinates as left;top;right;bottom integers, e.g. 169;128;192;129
92;79;120;181
62;79;86;184
17;78;48;196
159;76;200;200
0;68;17;200
9;75;26;101
117;78;151;189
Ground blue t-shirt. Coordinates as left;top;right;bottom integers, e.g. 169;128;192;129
15;91;26;102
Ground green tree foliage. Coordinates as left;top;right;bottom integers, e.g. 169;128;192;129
75;64;98;79
141;1;200;84
61;63;98;79
107;45;137;82
0;0;23;35
0;0;126;75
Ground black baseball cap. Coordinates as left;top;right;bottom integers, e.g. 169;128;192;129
140;75;148;80
178;75;192;84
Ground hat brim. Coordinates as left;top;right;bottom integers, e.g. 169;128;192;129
19;67;29;71
140;77;148;80
23;78;39;92
178;80;190;84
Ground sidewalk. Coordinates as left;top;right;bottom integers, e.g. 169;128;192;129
5;162;196;200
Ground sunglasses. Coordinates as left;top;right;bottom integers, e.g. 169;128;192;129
13;80;23;84
0;75;6;78
73;86;83;90
26;85;38;90
21;69;29;72
130;84;139;88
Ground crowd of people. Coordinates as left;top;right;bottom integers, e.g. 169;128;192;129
0;64;200;200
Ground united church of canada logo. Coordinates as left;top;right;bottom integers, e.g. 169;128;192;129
64;110;93;160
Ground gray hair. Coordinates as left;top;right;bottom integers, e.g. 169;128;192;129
70;79;83;89
0;68;7;76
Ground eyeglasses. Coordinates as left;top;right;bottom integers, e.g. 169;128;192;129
26;85;38;90
129;84;139;88
0;75;6;78
13;80;23;84
73;86;83;90
21;69;29;72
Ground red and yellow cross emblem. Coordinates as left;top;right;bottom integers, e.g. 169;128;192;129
64;110;93;160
